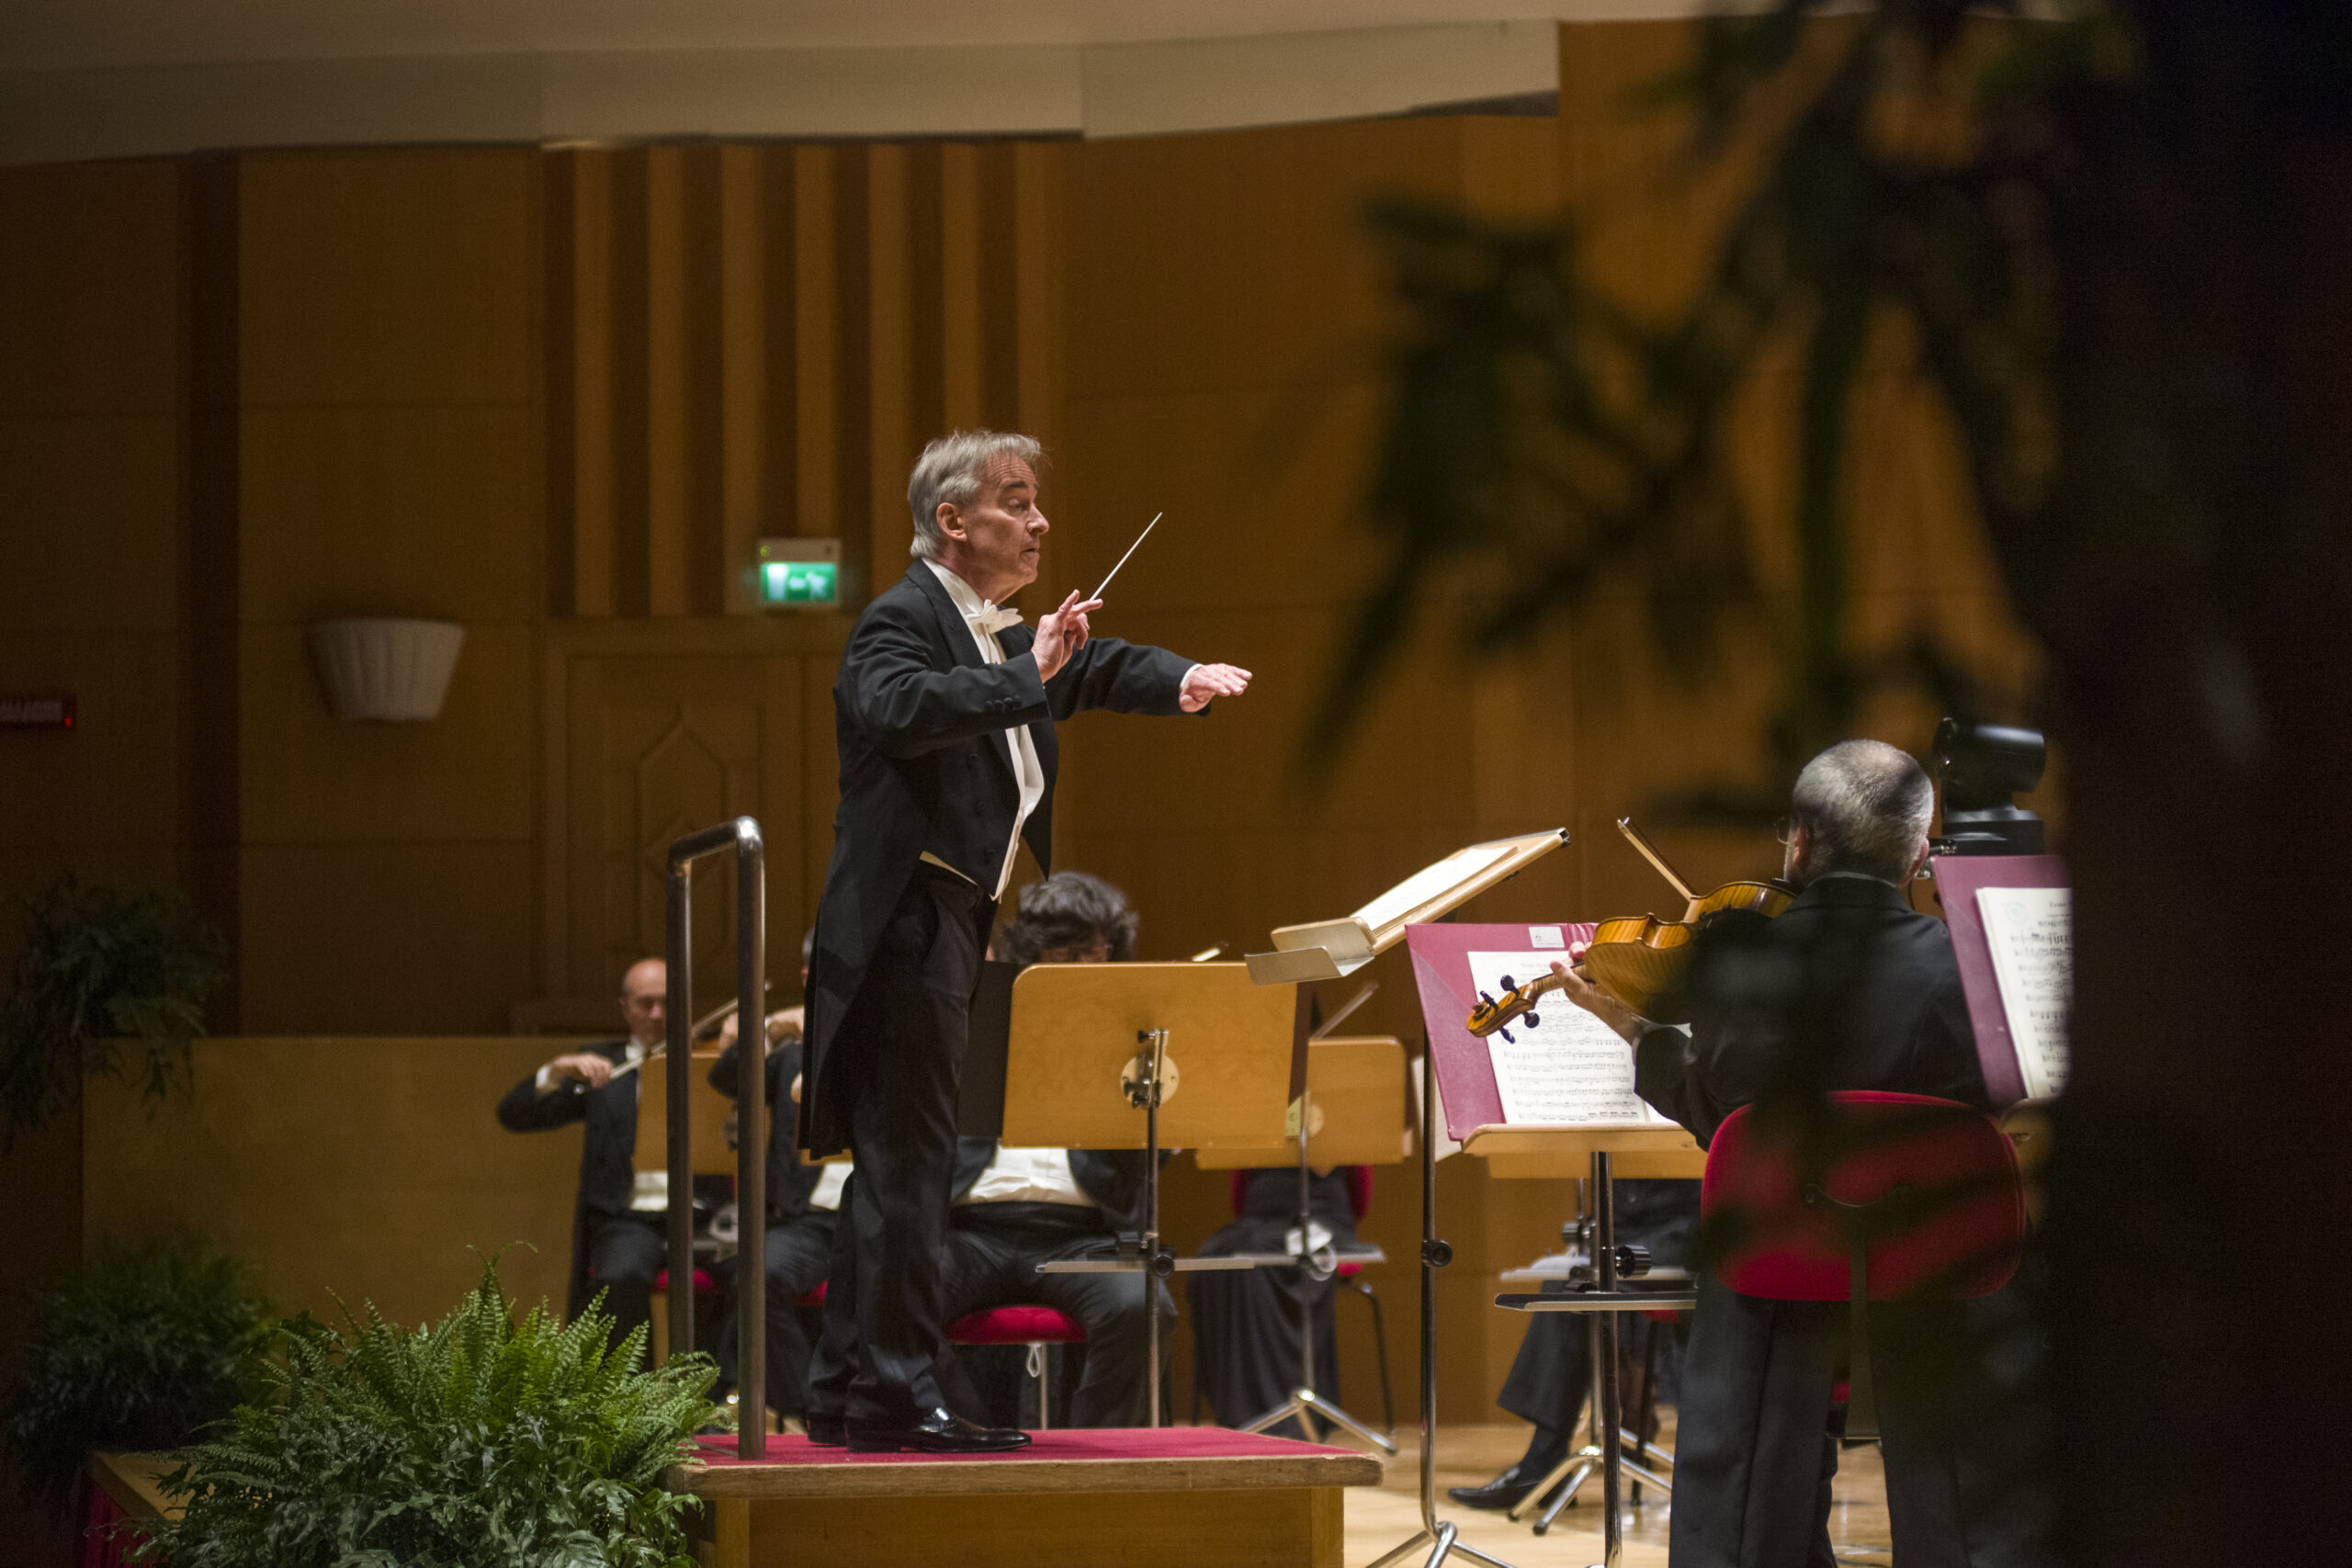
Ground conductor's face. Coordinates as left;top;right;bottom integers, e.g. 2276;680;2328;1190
936;457;1046;604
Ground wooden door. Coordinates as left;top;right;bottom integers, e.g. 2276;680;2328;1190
543;621;843;1014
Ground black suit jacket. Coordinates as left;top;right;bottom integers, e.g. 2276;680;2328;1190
1633;875;1991;1147
1633;877;2023;1567
949;1138;1159;1237
709;1036;822;1222
496;1038;638;1317
801;559;1197;1155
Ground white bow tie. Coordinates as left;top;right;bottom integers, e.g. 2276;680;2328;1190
968;604;1023;637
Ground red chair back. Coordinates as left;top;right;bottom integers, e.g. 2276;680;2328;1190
1701;1091;2025;1302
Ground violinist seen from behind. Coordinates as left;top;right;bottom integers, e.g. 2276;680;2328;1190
1549;739;2039;1568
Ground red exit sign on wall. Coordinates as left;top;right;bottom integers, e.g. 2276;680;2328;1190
0;694;74;730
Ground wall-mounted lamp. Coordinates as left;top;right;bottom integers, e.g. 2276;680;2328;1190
306;618;465;722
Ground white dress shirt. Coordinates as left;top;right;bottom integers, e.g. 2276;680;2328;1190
957;1145;1093;1208
922;560;1046;897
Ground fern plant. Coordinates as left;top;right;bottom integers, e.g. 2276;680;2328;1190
5;1242;268;1507
141;1258;720;1568
0;875;227;1148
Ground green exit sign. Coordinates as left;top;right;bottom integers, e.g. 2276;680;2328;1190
756;538;842;610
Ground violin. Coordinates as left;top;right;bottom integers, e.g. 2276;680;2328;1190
1466;818;1792;1040
605;988;785;1082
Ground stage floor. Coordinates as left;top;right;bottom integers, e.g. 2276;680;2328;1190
1340;1416;1891;1568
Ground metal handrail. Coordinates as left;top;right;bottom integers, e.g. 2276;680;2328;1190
663;816;767;1460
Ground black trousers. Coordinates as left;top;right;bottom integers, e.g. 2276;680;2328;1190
585;1211;666;1357
809;866;995;1427
715;1210;838;1415
939;1203;1175;1428
1669;1274;2049;1568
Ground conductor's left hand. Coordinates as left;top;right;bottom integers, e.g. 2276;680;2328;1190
1180;663;1252;713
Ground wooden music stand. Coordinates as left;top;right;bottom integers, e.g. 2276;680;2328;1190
997;961;1302;1427
1195;1036;1409;1455
632;1049;737;1176
1407;922;1700;1567
1249;838;1572;1568
1192;1035;1414;1169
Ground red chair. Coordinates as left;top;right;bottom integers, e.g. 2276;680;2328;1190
1702;1090;2028;1437
646;1267;720;1363
945;1305;1088;1430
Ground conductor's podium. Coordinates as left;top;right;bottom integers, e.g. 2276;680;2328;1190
667;1427;1383;1568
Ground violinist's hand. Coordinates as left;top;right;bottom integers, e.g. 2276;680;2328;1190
1549;958;1647;1046
1179;663;1252;713
548;1052;615;1088
1034;592;1102;682
718;1008;801;1051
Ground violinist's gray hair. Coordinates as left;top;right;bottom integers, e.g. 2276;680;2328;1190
907;430;1044;561
1789;739;1934;885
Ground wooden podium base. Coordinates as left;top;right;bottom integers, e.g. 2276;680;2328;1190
669;1428;1384;1568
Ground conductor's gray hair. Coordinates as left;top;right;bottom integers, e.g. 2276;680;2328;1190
907;430;1044;561
1789;739;1935;885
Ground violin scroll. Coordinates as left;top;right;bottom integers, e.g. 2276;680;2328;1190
1466;969;1571;1043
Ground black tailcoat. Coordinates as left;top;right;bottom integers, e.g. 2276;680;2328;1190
1632;877;2039;1568
799;560;1193;1156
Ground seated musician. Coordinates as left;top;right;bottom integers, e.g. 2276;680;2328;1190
1448;1179;1698;1511
707;929;835;1420
1552;739;2037;1568
495;957;673;1351
935;872;1174;1428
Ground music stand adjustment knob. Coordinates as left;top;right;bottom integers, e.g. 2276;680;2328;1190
1421;1238;1453;1268
1612;1244;1652;1279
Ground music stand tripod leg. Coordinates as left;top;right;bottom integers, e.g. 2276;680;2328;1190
1238;1093;1399;1453
1363;1047;1520;1568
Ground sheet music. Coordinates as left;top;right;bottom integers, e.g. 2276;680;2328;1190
1354;842;1515;934
1977;886;2073;1100
1468;951;1674;1126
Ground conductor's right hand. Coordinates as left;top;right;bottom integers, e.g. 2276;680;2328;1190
548;1052;615;1088
1033;592;1102;682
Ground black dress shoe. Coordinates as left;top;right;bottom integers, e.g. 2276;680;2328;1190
804;1411;846;1447
1448;1459;1566;1511
846;1407;1032;1454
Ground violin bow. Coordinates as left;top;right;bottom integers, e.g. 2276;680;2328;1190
605;988;770;1081
1615;817;1700;912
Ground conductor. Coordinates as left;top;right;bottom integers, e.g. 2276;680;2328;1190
801;430;1250;1453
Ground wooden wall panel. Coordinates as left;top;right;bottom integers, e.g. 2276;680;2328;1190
548;139;1065;618
0;159;187;1566
0;163;186;900
233;147;544;1034
83;1038;578;1335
